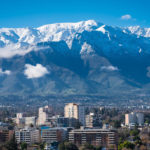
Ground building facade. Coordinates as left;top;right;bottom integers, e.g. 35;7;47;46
69;127;118;149
64;103;85;126
125;112;144;126
41;127;67;144
15;127;40;144
38;106;53;126
85;113;101;128
0;129;14;143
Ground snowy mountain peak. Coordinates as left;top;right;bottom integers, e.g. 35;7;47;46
38;20;98;30
0;20;150;58
127;26;150;37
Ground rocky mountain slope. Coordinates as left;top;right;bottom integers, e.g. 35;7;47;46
0;20;150;96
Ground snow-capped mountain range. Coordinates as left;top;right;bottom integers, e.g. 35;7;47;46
0;20;150;96
0;20;150;58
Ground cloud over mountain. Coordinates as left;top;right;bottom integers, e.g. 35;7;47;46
24;64;49;79
0;68;11;75
101;66;118;71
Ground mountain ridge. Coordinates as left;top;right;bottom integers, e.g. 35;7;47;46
0;20;150;96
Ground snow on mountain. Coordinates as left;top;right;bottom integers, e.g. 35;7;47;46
0;20;150;59
80;42;95;56
0;20;98;47
0;20;100;57
96;25;106;34
127;26;150;37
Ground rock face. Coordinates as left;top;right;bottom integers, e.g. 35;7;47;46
0;20;150;96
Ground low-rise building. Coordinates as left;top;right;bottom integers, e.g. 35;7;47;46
15;113;36;127
69;127;118;149
0;129;14;143
0;122;14;143
41;127;67;144
15;127;40;145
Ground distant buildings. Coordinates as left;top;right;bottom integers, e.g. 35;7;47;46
64;103;85;126
15;113;36;127
15;127;40;144
125;112;144;126
69;127;118;149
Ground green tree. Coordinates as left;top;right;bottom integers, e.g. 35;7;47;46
130;128;140;137
58;142;65;150
39;142;46;150
20;142;27;150
58;142;78;150
113;120;121;128
118;141;135;150
81;143;96;150
5;134;18;150
95;145;102;150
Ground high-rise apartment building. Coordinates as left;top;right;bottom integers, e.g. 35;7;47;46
38;106;53;126
85;113;101;128
125;112;144;126
64;103;85;126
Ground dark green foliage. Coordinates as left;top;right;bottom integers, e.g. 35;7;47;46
118;141;135;150
113;120;121;128
5;134;18;150
81;143;96;150
58;142;78;150
81;143;102;150
130;127;140;136
20;142;27;150
95;146;102;150
39;142;46;150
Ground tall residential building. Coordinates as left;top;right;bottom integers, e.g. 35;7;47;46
15;127;40;145
64;103;85;126
69;127;118;149
136;113;144;126
125;112;144;126
85;113;101;128
38;106;53;126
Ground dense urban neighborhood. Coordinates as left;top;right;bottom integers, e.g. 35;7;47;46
0;97;150;150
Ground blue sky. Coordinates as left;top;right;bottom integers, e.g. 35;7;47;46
0;0;149;28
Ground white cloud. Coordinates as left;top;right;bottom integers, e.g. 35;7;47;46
121;14;132;20
0;44;49;58
24;64;49;79
101;66;118;71
0;68;11;75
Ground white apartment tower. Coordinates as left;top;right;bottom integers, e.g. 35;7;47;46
38;106;52;126
64;103;85;126
125;112;144;126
